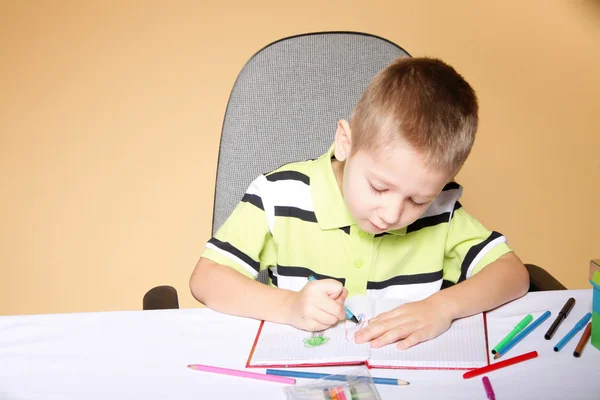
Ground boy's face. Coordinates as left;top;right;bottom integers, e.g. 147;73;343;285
333;120;453;234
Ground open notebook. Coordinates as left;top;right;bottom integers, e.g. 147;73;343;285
246;296;490;370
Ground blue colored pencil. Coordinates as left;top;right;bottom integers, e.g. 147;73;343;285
265;369;410;386
494;310;551;359
553;312;592;352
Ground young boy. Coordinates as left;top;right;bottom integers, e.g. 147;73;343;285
190;57;530;350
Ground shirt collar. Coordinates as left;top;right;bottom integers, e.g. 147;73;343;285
310;144;406;235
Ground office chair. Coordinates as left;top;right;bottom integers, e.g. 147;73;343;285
143;32;565;310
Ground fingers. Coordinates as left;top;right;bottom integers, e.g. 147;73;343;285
312;308;340;326
295;305;336;332
304;319;333;332
370;328;405;348
352;299;450;350
334;288;349;319
316;297;346;321
317;279;344;298
354;316;407;344
292;300;338;331
358;322;427;349
396;330;426;350
369;306;404;324
334;288;349;304
305;279;346;320
354;319;385;343
293;281;344;330
355;308;408;344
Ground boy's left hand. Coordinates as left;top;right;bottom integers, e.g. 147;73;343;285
354;297;453;350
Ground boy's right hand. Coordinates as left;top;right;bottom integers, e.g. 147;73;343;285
284;279;348;332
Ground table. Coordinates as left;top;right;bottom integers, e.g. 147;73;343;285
1;289;598;399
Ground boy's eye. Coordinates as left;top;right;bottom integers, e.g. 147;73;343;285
369;182;385;193
409;198;428;207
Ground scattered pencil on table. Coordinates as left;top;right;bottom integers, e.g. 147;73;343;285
187;364;295;384
573;322;592;358
307;275;359;323
544;297;575;340
482;376;496;400
491;314;533;354
463;351;538;379
554;312;592;352
494;311;551;359
265;368;409;386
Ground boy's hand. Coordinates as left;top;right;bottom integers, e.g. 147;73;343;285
285;279;348;332
354;297;453;350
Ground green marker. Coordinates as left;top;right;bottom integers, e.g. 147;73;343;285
491;314;533;354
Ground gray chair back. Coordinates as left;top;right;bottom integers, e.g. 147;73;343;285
213;32;410;234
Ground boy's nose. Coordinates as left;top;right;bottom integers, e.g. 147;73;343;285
380;202;402;226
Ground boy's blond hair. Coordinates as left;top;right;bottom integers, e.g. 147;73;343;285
350;57;479;173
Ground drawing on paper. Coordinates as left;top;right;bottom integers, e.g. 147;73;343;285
345;313;367;341
303;331;330;348
356;313;365;324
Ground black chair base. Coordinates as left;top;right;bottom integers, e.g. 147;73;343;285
142;285;179;310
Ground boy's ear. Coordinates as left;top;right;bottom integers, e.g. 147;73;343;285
334;119;352;162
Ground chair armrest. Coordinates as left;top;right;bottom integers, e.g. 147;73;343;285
525;263;566;292
143;285;180;310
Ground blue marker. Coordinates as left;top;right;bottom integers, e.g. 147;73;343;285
553;312;592;352
307;275;359;323
494;310;551;358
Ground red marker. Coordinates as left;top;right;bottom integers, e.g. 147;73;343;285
463;351;538;379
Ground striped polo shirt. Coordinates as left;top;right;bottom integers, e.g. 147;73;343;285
201;144;512;302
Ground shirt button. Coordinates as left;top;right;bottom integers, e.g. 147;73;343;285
359;231;369;238
354;258;364;269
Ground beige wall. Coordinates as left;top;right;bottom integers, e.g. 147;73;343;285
1;1;599;316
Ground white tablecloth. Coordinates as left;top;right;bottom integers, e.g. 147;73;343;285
0;289;597;399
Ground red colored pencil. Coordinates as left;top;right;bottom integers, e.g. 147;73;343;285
463;351;538;379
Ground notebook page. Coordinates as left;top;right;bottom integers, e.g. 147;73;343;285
369;298;488;369
249;295;373;366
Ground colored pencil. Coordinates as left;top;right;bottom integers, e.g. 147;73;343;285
266;368;409;386
188;364;295;384
463;351;538;379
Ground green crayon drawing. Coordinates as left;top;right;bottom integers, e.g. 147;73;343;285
303;331;330;348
